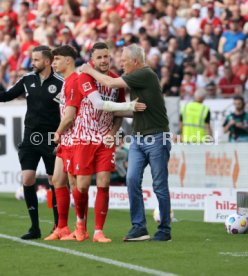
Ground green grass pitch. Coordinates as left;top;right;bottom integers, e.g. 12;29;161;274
0;193;247;276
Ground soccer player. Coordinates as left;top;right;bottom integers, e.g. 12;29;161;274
44;45;84;240
0;46;63;239
62;42;146;242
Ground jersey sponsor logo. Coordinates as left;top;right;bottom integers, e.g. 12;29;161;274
82;82;92;92
30;83;35;88
76;164;80;171
48;85;57;94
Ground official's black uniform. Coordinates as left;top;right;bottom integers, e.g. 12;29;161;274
0;70;63;174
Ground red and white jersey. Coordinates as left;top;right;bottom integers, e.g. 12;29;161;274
75;71;125;143
59;72;82;146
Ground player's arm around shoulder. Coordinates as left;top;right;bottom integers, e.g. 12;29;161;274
80;63;128;89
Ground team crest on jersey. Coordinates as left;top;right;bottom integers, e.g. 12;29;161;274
82;82;92;92
48;85;57;94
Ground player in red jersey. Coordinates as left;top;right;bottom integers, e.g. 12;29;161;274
61;42;146;243
44;45;84;241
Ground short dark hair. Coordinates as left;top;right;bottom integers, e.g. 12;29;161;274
32;45;53;62
52;45;77;60
233;95;245;102
91;42;108;54
233;95;245;109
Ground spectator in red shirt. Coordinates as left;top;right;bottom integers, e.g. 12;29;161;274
219;65;243;97
200;2;222;30
0;0;18;26
6;41;21;72
180;71;196;100
230;52;248;84
20;27;39;62
18;1;36;28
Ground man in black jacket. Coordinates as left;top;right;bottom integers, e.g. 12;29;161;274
0;45;63;239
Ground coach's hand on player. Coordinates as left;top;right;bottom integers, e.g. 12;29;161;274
131;98;147;112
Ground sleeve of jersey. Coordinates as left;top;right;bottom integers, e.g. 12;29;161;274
78;73;97;97
65;78;82;109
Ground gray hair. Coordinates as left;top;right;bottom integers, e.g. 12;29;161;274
194;88;207;101
124;44;145;64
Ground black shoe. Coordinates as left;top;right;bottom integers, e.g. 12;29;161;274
21;229;41;240
150;231;171;242
123;226;150;242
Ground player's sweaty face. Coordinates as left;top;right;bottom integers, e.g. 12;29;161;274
92;48;110;74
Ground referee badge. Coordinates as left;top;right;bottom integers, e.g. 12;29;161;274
48;85;57;93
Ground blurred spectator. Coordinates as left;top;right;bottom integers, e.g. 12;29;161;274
156;23;173;53
18;1;36;28
160;65;171;94
205;81;218;99
114;0;142;19
219;65;243;97
33;16;50;45
154;0;167;19
200;1;222;31
20;27;39;63
230;52;248;84
62;0;81;23
58;26;80;55
121;11;142;36
197;60;221;88
0;0;18;26
180;71;196;101
141;9;160;38
161;51;183;96
0;15;16;38
218;18;246;60
176;26;191;53
186;3;202;37
223;95;248;142
2;40;21;80
190;37;209;73
148;54;161;78
167;37;184;66
163;4;186;36
139;37;160;62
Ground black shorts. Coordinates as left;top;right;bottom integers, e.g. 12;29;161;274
18;130;56;175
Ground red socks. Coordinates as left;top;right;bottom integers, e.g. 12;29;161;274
55;186;70;228
94;187;109;230
73;187;88;221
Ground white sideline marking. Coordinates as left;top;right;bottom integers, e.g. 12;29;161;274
219;252;248;257
0;234;176;276
0;211;53;224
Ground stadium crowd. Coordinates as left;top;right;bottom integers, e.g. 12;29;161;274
0;0;247;101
